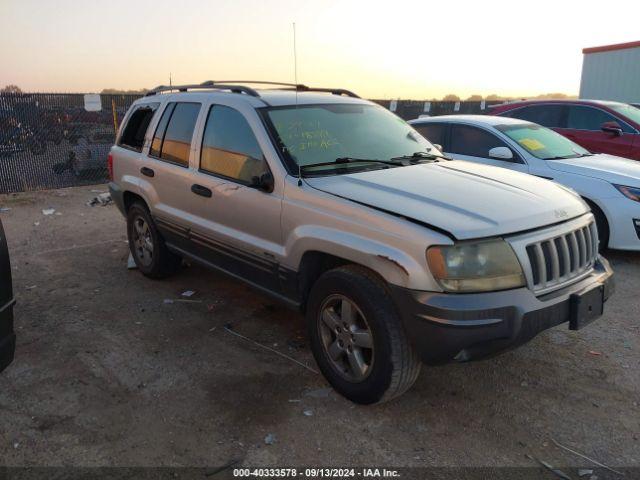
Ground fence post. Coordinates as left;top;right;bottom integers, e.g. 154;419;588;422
111;98;119;138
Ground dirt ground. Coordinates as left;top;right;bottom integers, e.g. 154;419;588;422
0;185;638;471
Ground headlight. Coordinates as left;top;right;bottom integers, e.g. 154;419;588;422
426;239;525;293
614;184;640;202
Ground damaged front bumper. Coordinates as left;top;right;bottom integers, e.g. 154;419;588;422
391;256;614;365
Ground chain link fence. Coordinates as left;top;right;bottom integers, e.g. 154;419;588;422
0;93;140;194
0;93;503;194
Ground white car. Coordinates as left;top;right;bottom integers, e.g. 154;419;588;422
410;115;640;251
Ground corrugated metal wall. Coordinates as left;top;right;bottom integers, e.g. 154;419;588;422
580;47;640;103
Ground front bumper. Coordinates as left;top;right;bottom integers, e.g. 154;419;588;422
0;298;16;373
391;256;614;365
600;197;640;250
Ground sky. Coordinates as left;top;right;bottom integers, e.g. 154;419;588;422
1;0;639;99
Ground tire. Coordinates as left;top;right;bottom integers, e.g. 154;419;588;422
306;265;421;404
585;199;609;251
126;202;181;279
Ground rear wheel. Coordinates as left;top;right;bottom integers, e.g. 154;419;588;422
306;265;421;404
127;202;181;279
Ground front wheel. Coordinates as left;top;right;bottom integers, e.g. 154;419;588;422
306;265;421;404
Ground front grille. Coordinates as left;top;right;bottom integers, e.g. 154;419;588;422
525;220;598;292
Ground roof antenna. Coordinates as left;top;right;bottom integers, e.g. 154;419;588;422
293;22;303;187
169;72;172;87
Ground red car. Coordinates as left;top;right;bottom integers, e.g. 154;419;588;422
490;100;640;160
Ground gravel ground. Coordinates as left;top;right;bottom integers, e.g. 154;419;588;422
0;185;638;473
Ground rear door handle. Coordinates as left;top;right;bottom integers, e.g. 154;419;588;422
191;184;212;198
140;167;155;177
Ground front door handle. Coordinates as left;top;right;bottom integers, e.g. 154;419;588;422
140;167;155;177
191;184;212;198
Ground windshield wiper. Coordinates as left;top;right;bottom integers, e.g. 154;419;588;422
544;152;594;160
299;157;405;176
389;151;449;163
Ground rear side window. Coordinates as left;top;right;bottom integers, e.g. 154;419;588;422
200;105;267;183
502;105;566;128
119;103;159;151
149;102;201;166
449;124;515;159
150;104;175;157
413;123;447;148
566;106;632;133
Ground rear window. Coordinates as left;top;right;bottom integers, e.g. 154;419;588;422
119;103;159;151
149;102;201;166
501;105;566;128
413;123;447;148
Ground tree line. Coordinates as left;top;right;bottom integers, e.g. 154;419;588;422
1;85;577;101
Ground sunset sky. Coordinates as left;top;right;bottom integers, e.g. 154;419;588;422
1;0;638;99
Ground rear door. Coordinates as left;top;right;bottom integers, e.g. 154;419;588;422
446;123;529;173
142;101;202;233
560;105;635;157
412;122;449;152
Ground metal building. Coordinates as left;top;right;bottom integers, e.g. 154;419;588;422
579;40;640;103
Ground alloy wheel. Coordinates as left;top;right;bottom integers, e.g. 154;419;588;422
132;216;154;267
318;294;374;382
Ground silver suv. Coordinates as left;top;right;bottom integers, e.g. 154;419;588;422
109;81;613;404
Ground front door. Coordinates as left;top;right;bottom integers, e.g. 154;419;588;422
446;123;529;173
186;103;284;295
559;105;635;158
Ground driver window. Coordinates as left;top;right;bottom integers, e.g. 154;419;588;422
449;124;519;162
200;105;267;183
566;106;631;133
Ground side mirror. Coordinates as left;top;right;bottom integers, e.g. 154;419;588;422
601;121;623;136
488;146;514;160
250;171;274;193
433;144;443;152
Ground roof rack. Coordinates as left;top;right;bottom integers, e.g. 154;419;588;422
145;80;360;98
145;81;260;97
214;81;360;97
287;86;360;98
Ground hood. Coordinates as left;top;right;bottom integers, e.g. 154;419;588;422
306;160;588;240
547;154;640;188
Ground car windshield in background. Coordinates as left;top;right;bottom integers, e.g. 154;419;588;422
496;123;591;160
607;103;640;126
264;104;435;174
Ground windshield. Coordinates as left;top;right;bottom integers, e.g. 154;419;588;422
496;123;591;160
264;103;436;173
607;103;640;126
